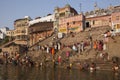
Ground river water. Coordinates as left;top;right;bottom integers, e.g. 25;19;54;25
0;65;120;80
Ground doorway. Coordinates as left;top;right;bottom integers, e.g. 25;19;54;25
86;22;90;28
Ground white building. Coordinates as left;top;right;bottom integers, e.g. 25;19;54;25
29;14;55;26
0;27;9;39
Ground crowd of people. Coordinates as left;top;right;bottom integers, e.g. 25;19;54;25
0;29;120;72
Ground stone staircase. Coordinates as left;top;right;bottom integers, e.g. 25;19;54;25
95;59;113;70
24;26;120;69
60;26;109;45
29;34;56;50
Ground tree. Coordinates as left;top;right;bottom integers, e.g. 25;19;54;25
0;36;9;46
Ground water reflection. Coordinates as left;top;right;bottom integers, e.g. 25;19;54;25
0;65;120;80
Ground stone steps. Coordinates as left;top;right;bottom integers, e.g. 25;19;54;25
96;62;113;70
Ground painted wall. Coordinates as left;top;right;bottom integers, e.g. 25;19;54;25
86;15;111;28
59;14;84;33
111;12;120;32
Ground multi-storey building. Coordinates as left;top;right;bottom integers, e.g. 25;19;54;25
29;14;54;46
85;4;120;30
3;4;120;48
6;30;15;41
29;22;53;46
54;4;78;32
111;12;120;32
86;14;111;28
6;30;15;37
85;3;112;28
59;13;85;34
14;16;31;45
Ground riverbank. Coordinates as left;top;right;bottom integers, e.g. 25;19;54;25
0;54;120;73
0;26;120;72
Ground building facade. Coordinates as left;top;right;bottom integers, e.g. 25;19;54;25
85;5;120;29
86;14;111;28
59;14;84;34
29;22;53;46
2;43;26;57
54;4;78;32
6;30;15;41
111;12;120;32
13;16;31;45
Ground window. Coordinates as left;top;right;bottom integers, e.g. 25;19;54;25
60;13;65;17
116;16;119;20
73;21;75;24
109;18;111;22
22;30;26;33
67;22;69;26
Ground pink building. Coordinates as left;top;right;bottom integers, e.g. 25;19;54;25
111;12;120;32
59;14;84;34
86;14;112;28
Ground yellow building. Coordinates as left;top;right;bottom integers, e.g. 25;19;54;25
54;4;78;32
13;16;31;45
